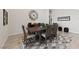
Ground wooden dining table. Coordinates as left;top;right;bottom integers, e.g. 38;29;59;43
27;27;46;33
26;26;47;44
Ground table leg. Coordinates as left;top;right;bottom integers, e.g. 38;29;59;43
38;32;42;45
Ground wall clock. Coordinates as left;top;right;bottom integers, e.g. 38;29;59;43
29;10;38;20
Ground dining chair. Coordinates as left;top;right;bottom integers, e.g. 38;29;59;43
42;24;58;43
46;25;54;41
41;25;54;44
40;25;54;48
53;23;58;37
22;25;36;48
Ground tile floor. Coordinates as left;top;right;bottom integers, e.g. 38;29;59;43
3;34;23;49
2;32;79;49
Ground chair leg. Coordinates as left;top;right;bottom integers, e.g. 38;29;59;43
21;42;25;49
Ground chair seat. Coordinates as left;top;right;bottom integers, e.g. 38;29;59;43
42;33;54;38
41;34;46;38
27;35;35;39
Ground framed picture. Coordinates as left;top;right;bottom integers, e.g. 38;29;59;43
6;11;8;24
3;9;8;26
57;16;70;21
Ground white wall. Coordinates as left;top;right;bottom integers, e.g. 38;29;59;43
52;9;79;34
8;9;49;36
0;9;8;48
8;9;79;36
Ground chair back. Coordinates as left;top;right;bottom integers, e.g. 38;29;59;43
46;23;58;37
22;25;27;38
53;23;58;37
28;23;31;28
46;25;53;37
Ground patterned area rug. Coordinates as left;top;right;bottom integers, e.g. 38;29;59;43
23;39;69;49
3;32;72;49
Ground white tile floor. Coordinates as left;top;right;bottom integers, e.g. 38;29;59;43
2;32;79;49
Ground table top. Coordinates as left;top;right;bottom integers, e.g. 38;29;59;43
27;27;46;33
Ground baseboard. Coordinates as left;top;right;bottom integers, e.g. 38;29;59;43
8;33;23;40
70;31;79;35
8;32;23;36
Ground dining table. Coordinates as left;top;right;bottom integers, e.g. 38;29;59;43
26;26;47;45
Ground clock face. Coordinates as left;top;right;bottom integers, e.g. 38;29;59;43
29;10;38;20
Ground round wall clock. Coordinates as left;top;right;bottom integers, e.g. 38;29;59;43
29;10;38;20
